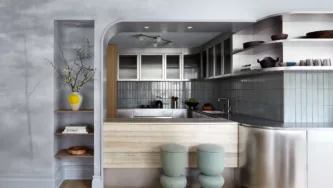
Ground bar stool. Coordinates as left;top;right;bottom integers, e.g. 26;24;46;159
160;143;188;188
197;144;225;188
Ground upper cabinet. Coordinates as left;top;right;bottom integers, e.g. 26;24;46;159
215;43;223;76
202;51;207;79
208;47;214;77
166;55;181;80
223;38;232;75
141;55;163;80
118;55;139;80
184;53;201;80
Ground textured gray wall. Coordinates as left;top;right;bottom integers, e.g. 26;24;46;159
1;0;333;188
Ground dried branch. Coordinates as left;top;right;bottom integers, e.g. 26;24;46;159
46;39;94;92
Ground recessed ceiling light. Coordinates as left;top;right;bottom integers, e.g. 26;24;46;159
144;26;150;29
187;26;193;29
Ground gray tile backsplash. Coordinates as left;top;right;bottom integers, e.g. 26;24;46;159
117;81;191;109
283;71;333;123
118;71;333;123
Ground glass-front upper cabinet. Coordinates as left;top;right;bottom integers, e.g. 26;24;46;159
208;47;214;77
166;55;181;80
215;43;222;76
202;50;207;79
184;53;201;80
224;37;232;75
118;55;138;80
141;55;163;80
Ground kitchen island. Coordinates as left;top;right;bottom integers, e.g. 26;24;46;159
103;116;238;168
103;111;238;188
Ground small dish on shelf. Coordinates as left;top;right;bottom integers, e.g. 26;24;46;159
271;34;288;41
306;30;333;38
68;146;86;155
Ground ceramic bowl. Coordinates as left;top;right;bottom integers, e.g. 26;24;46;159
271;34;288;41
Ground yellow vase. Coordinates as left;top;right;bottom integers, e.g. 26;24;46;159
68;92;83;111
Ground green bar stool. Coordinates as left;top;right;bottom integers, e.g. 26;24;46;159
197;144;225;188
160;143;188;188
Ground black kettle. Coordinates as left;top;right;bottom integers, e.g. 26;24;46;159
257;57;279;68
154;100;163;108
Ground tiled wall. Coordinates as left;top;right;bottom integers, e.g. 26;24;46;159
117;81;192;109
118;72;284;121
284;71;332;123
192;72;284;121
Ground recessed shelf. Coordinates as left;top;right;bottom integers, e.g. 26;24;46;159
233;39;333;55
55;129;94;136
55;149;94;158
56;109;94;113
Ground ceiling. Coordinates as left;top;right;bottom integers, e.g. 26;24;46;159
109;22;252;48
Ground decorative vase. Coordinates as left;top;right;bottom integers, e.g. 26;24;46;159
68;92;83;111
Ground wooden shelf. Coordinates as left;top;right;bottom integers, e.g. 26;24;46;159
56;109;94;113
233;39;333;55
55;129;94;136
55;149;94;158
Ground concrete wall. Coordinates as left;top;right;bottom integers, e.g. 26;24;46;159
1;0;333;188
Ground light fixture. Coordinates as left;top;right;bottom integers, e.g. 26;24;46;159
156;36;162;43
135;34;173;47
187;26;193;30
144;26;150;29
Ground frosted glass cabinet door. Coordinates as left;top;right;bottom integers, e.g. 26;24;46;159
184;53;201;80
215;43;222;76
166;55;180;80
141;55;163;80
208;47;214;77
119;55;138;80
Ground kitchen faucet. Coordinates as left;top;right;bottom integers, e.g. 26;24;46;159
217;98;231;115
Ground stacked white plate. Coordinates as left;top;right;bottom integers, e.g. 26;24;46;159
63;124;89;134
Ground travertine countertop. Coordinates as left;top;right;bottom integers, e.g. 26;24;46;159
104;117;236;124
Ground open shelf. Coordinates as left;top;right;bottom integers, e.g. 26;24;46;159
233;39;333;55
56;109;94;113
55;129;94;136
206;66;333;80
55;149;94;158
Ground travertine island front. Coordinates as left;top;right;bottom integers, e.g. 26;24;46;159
103;114;238;169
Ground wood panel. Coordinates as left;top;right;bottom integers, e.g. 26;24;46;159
55;149;94;158
60;180;91;188
103;122;238;168
107;44;117;118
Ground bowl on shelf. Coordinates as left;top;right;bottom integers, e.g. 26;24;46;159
243;41;264;49
68;146;86;155
271;34;288;41
306;30;333;38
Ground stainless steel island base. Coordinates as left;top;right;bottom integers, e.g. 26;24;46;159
239;125;307;188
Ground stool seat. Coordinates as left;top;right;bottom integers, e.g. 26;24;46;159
198;173;224;188
160;174;187;188
160;143;188;177
197;144;224;176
